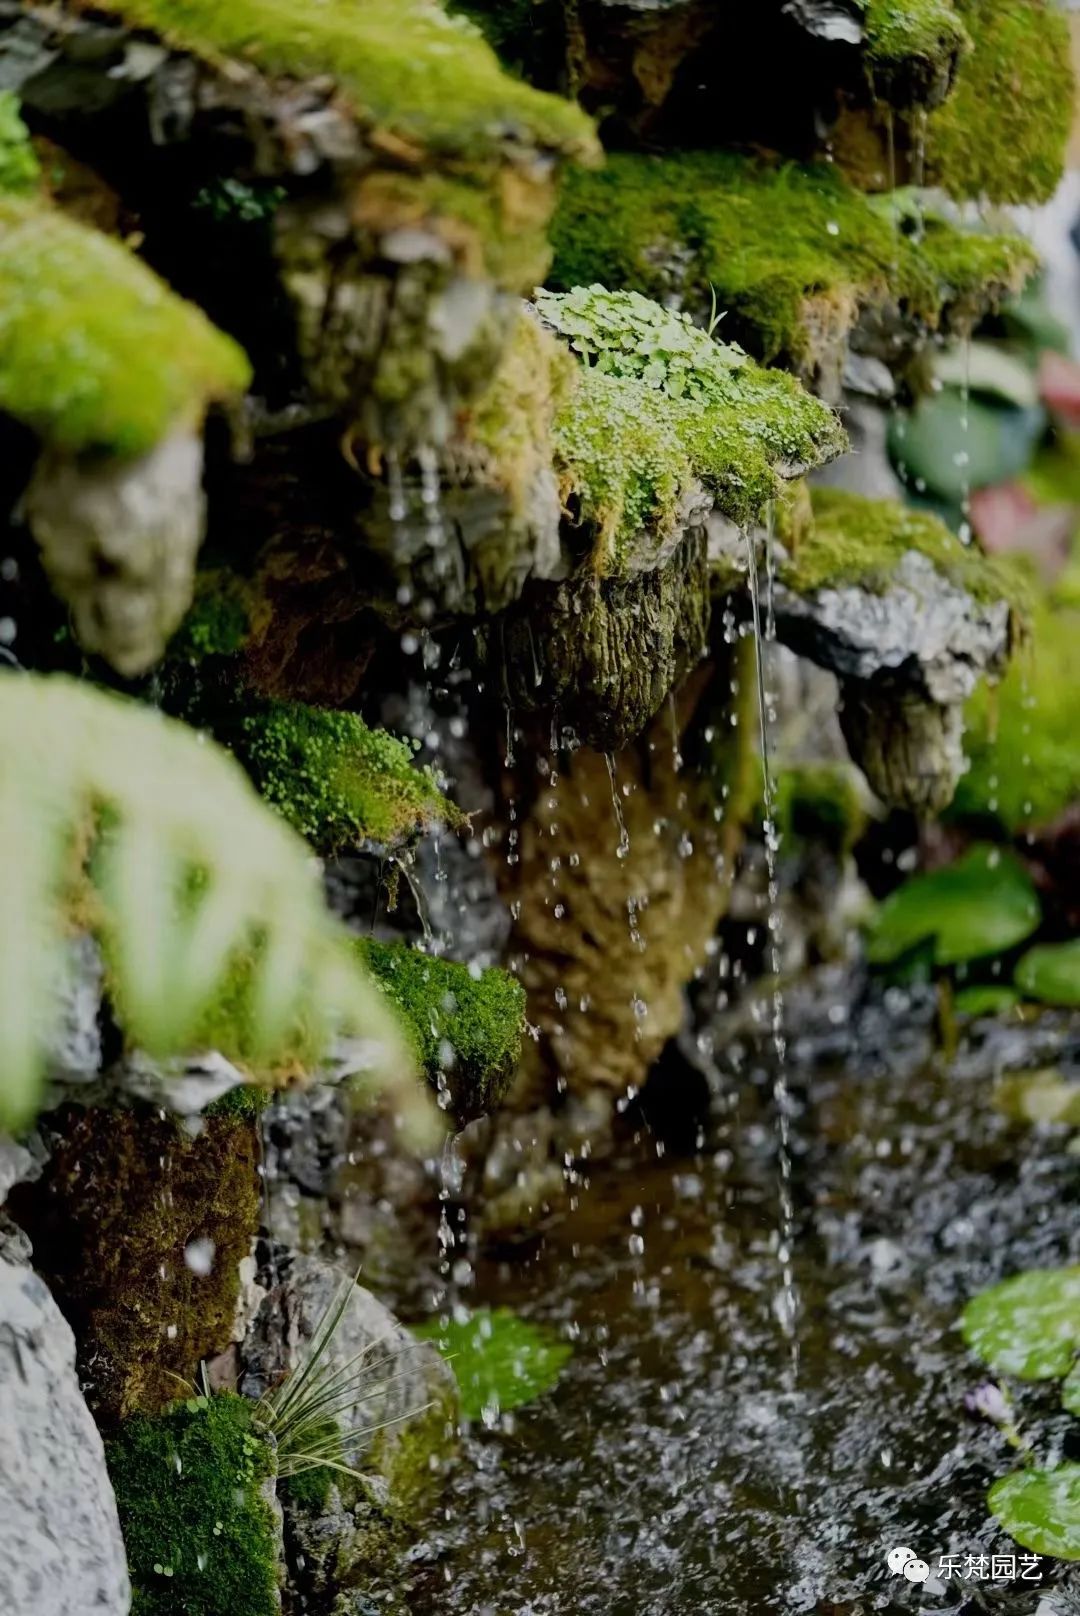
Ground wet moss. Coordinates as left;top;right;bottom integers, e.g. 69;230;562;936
89;0;597;166
549;152;1035;376
232;699;465;855
774;762;869;855
0;92;40;194
785;487;1027;610
106;1393;279;1616
953;601;1080;832
925;0;1073;205
863;0;968;74
170;572;254;663
0;193;250;456
465;309;573;514
545;288;845;561
354;938;524;1120
8;1105;260;1420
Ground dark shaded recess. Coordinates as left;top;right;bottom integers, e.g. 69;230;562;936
570;0;864;152
450;0;571;91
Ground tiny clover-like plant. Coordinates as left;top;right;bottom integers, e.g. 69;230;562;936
866;844;1040;968
534;284;747;405
413;1306;572;1422
960;1267;1080;1560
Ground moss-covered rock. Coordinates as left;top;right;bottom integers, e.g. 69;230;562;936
226;698;465;854
775;761;869;855
0;193;249;458
863;0;969;101
0;91;39;194
106;1393;281;1616
925;0;1073;205
355;939;524;1121
8;1105;260;1420
549;153;1035;395
785;487;1026;609
541;285;846;564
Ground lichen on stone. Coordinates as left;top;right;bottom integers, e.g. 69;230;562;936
355;938;525;1121
230;699;465;854
542;286;845;565
0;193;250;457
549;153;1035;390
924;0;1074;205
106;1392;280;1616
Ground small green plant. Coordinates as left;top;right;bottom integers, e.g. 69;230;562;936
960;1267;1080;1559
253;1273;431;1484
414;1306;572;1421
0;676;426;1131
535;284;747;405
867;844;1041;969
0;91;40;194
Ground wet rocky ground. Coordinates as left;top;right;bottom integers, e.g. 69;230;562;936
375;972;1080;1615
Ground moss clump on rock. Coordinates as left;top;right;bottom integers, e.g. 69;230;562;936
925;0;1073;205
774;762;869;856
0;91;39;193
170;573;254;663
106;1393;280;1616
355;938;524;1120
549;153;1035;384
8;1106;260;1419
953;602;1080;832
0;194;250;457
785;487;1027;609
232;699;465;854
541;286;845;563
87;0;596;166
862;0;969;98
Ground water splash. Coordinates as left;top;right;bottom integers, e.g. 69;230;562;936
744;529;800;1377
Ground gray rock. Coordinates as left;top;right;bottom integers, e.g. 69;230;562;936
44;932;103;1084
240;1255;456;1603
111;1048;250;1116
0;1257;131;1615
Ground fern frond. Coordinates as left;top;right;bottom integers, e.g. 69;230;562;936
0;674;433;1135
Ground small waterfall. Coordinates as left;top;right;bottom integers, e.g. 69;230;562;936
744;529;800;1377
604;751;631;860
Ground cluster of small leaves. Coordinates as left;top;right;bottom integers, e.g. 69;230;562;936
960;1268;1080;1559
413;1307;571;1422
534;285;747;406
192;177;286;224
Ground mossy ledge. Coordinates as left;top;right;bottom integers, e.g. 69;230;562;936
0;193;250;457
225;698;466;855
355;938;525;1121
106;1393;280;1616
549;152;1036;392
862;0;969;102
784;487;1028;612
541;286;846;567
76;0;596;166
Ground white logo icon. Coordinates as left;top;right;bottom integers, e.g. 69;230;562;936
887;1546;931;1583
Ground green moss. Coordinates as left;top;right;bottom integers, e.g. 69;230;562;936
0;193;250;456
233;699;464;855
180;946;328;1079
544;287;845;561
171;572;253;662
863;0;968;72
0;92;40;194
355;939;524;1119
953;601;1080;831
106;1394;279;1616
91;0;596;165
203;1082;271;1121
774;762;869;855
925;0;1073;205
785;487;1027;610
8;1107;260;1419
549;152;1035;373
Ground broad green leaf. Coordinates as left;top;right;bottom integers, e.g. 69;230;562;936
989;1465;1080;1560
955;985;1021;1018
413;1307;572;1421
961;1267;1080;1380
1016;940;1080;1009
889;391;1045;502
867;845;1040;968
934;343;1039;409
994;1069;1080;1127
